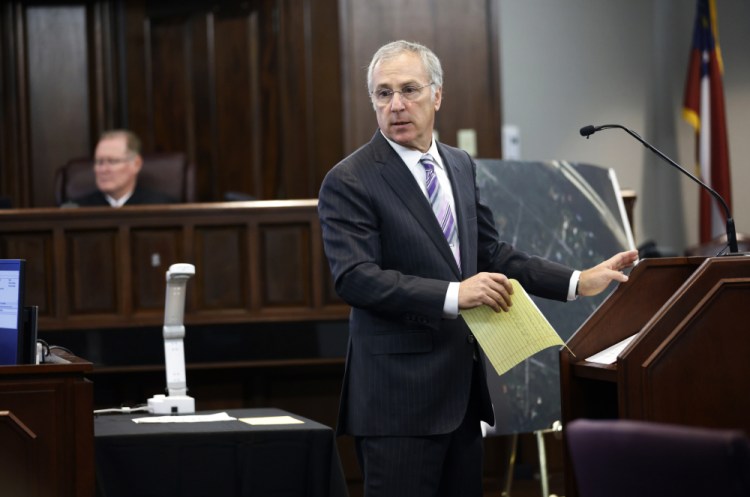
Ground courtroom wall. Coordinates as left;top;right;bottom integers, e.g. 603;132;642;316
0;0;502;208
0;1;343;206
499;0;750;253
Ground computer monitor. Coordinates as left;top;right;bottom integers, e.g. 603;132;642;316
0;259;26;365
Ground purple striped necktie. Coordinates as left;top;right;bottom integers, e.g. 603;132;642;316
420;153;460;269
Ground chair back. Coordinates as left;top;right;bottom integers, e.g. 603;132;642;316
54;152;196;205
566;419;750;497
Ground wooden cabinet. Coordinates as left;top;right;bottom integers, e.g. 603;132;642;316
0;352;94;497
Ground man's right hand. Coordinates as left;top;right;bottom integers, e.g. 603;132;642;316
458;272;514;312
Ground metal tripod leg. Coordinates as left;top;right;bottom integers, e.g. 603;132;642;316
535;421;563;497
501;433;518;497
536;429;550;497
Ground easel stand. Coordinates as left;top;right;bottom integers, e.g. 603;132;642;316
500;421;563;497
535;422;562;497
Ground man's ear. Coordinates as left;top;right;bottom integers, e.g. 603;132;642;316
132;154;144;173
433;86;442;111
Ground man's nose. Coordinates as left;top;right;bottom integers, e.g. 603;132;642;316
389;92;406;111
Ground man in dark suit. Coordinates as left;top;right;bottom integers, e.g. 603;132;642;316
72;130;176;207
318;40;638;497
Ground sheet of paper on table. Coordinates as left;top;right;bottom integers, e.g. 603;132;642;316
132;412;237;424
239;415;305;426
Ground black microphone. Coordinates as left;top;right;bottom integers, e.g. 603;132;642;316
579;123;739;254
579;125;598;138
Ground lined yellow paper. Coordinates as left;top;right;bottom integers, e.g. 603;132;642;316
461;279;564;376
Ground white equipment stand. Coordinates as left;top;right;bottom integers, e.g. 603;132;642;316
147;263;196;414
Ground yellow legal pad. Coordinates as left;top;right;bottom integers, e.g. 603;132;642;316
461;279;567;376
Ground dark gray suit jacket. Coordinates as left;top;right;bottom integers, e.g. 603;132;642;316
318;131;573;437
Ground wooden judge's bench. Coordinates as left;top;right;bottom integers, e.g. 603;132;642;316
0;200;347;331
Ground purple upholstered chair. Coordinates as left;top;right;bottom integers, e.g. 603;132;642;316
566;419;750;497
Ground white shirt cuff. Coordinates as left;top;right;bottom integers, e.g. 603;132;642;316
443;282;460;318
446;272;578;315
568;270;581;301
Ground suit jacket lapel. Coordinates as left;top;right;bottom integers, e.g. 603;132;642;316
372;133;461;277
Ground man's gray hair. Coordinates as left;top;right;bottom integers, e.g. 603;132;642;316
100;129;142;156
366;40;443;98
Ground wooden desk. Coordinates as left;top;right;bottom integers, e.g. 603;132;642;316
0;200;348;331
0;351;94;497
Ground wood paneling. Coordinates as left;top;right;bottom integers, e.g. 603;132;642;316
260;223;311;307
25;6;92;207
213;15;257;199
309;0;344;188
337;0;501;158
1;0;499;208
0;231;53;315
66;229;118;314
0;201;347;331
194;225;248;310
130;227;182;311
123;0;340;201
148;17;190;155
0;411;38;497
0;0;328;205
0;4;26;206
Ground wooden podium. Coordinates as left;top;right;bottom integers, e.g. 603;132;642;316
560;255;750;496
0;352;94;497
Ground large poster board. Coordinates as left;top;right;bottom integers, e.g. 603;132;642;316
475;160;634;434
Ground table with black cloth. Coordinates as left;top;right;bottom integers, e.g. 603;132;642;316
94;408;348;497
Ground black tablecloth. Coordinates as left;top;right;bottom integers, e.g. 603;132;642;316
95;408;348;497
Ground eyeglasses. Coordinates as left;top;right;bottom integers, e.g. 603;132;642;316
370;82;433;105
94;156;133;167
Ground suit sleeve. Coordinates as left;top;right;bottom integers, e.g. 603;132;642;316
318;163;449;321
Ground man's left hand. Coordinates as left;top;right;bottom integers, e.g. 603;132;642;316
578;249;639;297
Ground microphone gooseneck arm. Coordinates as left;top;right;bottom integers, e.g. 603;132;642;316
580;123;738;254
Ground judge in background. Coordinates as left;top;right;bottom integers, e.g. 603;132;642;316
318;40;639;497
72;129;176;207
